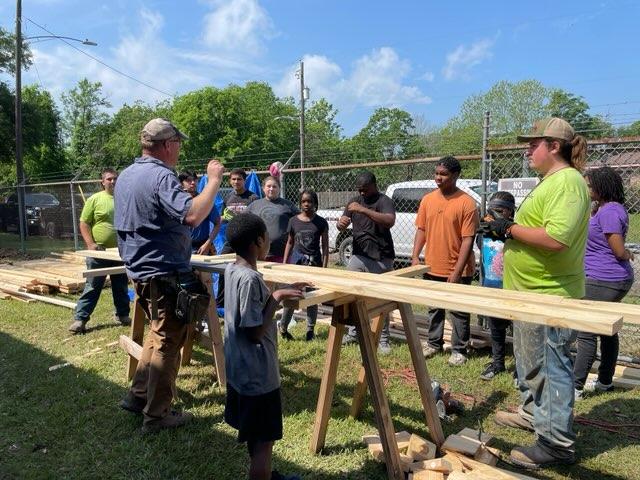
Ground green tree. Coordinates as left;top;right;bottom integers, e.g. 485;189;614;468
618;120;640;137
548;89;613;138
61;78;111;172
171;82;298;169
21;85;65;179
99;100;171;172
350;107;415;161
0;26;32;75
304;98;343;165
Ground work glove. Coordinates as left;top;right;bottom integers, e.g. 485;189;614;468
486;217;515;241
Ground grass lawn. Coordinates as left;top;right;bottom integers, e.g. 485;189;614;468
1;292;640;480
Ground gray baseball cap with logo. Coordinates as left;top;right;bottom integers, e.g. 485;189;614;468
517;117;575;143
141;118;189;142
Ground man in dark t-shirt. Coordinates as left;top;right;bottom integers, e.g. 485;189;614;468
217;168;258;308
337;171;396;353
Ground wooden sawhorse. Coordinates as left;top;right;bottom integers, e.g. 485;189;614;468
119;269;226;387
275;264;444;480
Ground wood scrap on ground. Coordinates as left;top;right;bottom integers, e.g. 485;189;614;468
365;427;536;479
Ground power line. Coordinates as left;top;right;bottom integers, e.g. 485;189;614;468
25;17;174;98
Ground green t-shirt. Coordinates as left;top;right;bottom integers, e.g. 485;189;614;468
503;168;590;298
79;190;116;248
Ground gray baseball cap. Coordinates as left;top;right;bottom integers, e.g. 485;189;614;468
141;118;189;142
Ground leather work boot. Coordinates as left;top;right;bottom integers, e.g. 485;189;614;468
510;444;575;470
119;394;146;415
68;319;87;334
115;315;132;326
141;410;194;434
493;411;534;432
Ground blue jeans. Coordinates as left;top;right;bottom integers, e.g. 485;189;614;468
74;257;130;322
513;321;576;459
345;255;394;345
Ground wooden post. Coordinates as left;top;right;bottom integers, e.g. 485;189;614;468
397;303;445;448
127;293;145;380
202;273;226;387
310;306;345;453
350;311;386;418
352;299;404;480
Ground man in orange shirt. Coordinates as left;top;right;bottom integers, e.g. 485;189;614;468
411;156;479;366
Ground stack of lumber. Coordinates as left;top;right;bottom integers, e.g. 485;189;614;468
389;311;503;351
0;251;86;305
365;428;536;480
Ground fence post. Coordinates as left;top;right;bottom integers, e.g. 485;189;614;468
481;111;491;217
70;178;79;251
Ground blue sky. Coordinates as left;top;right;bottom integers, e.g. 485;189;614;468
1;0;639;135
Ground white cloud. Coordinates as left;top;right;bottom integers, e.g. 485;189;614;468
442;37;495;81
24;8;269;110
275;47;430;111
201;0;275;54
421;71;435;82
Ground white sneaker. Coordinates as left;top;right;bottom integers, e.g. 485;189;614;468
584;378;613;392
575;388;584;400
448;352;467;366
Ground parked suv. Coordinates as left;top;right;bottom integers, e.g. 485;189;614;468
0;192;72;238
317;179;496;265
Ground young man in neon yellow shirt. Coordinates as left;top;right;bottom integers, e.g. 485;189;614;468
69;168;131;334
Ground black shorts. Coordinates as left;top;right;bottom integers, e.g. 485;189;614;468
225;385;283;443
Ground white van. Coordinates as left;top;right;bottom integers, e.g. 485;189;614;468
318;179;497;265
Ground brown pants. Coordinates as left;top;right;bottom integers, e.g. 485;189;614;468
128;279;188;424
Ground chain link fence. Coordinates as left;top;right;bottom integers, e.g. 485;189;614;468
2;130;640;357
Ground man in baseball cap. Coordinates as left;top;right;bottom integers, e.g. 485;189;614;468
114;118;224;433
141;118;189;143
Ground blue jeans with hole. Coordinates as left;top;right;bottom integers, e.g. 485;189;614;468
74;257;130;322
513;321;576;459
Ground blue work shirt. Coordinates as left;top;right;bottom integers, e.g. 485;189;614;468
114;156;193;281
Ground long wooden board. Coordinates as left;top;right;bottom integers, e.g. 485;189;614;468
266;263;640;326
260;267;623;335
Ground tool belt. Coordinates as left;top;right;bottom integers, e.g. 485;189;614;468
148;271;210;325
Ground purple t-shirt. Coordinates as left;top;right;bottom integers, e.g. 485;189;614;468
584;202;633;281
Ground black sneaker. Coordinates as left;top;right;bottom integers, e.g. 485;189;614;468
280;330;294;341
119;394;146;414
480;362;505;381
305;330;315;341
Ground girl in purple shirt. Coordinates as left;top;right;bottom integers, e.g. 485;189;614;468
574;166;634;398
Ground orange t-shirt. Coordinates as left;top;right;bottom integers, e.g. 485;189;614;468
415;189;479;278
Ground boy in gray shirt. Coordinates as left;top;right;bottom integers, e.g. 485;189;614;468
223;213;309;480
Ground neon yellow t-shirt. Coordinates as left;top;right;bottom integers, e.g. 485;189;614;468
79;190;116;248
503;168;590;298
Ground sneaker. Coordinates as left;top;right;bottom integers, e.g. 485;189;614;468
584;378;614;392
574;388;584;401
119;395;146;415
510;444;575;470
141;410;194;434
421;343;441;359
378;342;392;355
271;471;301;480
342;334;358;346
448;352;467;366
68;319;87;334
480;362;505;381
116;315;131;326
493;411;534;432
280;330;294;341
305;330;315;341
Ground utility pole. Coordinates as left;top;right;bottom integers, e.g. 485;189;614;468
297;60;306;191
15;0;26;252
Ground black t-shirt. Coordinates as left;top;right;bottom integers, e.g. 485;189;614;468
222;190;258;221
287;214;329;262
343;192;395;261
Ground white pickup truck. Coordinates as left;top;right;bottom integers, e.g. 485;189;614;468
317;179;496;265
